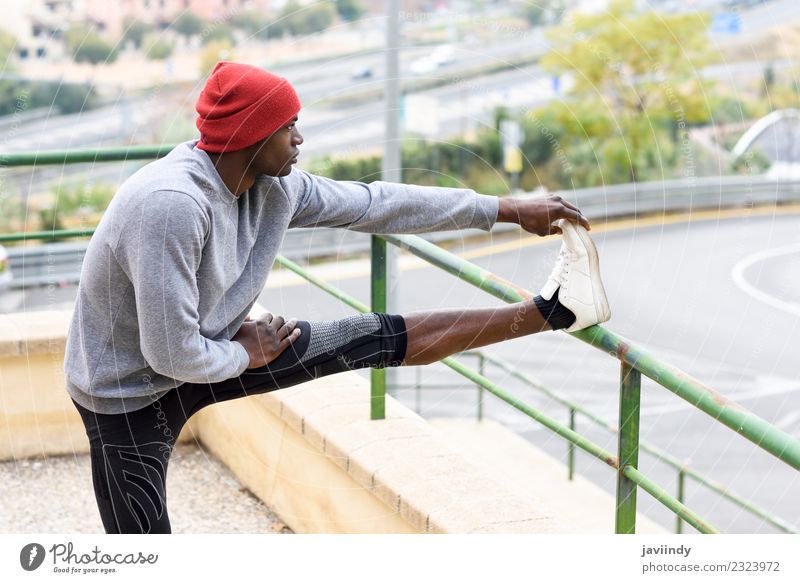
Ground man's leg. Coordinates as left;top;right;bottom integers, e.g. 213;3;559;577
401;298;550;365
72;396;185;534
180;297;561;414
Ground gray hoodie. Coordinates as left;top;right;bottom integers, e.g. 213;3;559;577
64;140;500;414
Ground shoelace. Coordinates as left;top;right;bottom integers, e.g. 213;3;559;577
548;247;578;286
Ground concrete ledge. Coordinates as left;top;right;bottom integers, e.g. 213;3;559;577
0;310;198;460
429;418;666;534
0;310;73;357
191;372;572;533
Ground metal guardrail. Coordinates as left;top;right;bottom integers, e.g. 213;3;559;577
3;144;799;534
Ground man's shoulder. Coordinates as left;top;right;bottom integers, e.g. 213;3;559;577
115;143;214;210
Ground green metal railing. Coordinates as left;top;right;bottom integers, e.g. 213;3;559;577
377;234;800;533
3;144;799;534
421;350;798;534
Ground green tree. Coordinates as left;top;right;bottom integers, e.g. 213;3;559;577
519;1;566;27
121;18;152;49
521;4;544;26
65;25;118;65
200;41;234;76
202;24;235;46
144;36;174;60
281;1;335;36
73;36;118;64
230;10;286;40
336;0;365;22
538;0;713;183
28;82;97;114
173;11;205;38
230;10;269;36
0;29;17;63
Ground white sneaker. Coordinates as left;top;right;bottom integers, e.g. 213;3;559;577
540;219;611;332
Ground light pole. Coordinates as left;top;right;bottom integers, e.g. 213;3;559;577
383;0;402;395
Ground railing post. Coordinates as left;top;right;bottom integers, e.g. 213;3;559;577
477;354;485;421
615;361;641;534
568;408;576;480
370;235;387;420
676;468;686;534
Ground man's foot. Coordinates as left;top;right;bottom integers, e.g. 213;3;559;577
539;219;611;332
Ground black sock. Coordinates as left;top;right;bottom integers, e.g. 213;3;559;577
533;288;576;330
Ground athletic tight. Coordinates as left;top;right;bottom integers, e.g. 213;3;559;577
71;312;407;534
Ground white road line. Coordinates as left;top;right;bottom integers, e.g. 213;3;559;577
731;243;800;317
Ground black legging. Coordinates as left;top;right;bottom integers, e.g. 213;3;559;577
71;312;407;534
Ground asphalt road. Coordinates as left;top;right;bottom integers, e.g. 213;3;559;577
4;211;798;533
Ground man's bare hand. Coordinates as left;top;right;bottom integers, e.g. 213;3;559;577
232;312;301;369
497;195;590;236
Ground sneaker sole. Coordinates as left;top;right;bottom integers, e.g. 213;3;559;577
575;226;611;323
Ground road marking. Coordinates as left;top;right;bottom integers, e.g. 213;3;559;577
731;242;800;317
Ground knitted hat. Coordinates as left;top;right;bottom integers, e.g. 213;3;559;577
195;61;301;153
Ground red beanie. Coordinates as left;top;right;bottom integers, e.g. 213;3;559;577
195;61;301;153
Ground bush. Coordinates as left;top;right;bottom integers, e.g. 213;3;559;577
0;80;97;115
0;29;16;63
32;82;96;114
281;1;335;36
231;11;286;40
173;12;205;37
54;182;116;218
200;41;235;77
230;10;269;37
144;36;174;60
336;0;366;22
122;18;152;49
201;24;235;46
65;25;118;64
307;129;510;194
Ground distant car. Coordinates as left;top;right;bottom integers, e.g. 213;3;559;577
0;245;13;293
409;44;455;75
430;44;454;66
409;57;439;75
351;66;373;80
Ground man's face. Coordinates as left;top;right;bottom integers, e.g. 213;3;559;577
248;116;303;177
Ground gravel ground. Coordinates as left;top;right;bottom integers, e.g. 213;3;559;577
0;443;293;534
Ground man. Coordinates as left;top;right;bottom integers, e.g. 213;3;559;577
65;61;610;534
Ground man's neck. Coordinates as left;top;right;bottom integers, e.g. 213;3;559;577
206;152;256;197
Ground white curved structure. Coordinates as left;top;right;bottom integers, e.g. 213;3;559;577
732;108;800;160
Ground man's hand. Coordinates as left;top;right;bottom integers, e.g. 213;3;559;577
232;312;302;369
497;195;590;236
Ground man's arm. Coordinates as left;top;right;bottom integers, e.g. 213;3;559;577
114;191;251;383
283;169;499;233
282;169;589;236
